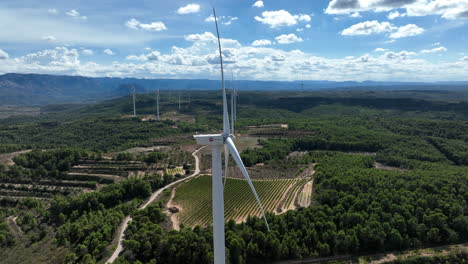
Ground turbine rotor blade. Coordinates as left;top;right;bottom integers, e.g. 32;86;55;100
225;137;270;231
213;8;230;137
224;144;229;187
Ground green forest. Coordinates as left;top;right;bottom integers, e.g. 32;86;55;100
0;90;467;263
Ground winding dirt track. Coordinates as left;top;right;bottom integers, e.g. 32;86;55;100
106;146;205;263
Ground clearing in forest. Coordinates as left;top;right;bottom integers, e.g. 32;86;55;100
171;175;312;228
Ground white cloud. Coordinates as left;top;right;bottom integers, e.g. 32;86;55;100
0;49;9;59
252;39;273;46
205;16;238;25
375;48;387;52
48;9;58;14
253;1;264;8
388;11;406;19
384;51;416;60
104;49;115;55
184;32;241;48
298;14;312;22
82;49;93;55
421;46;447;53
350;12;361;18
461;56;468;61
1;44;468;82
342;20;395;35
275;33;303;44
125;18;167;31
177;4;201;14
139;22;167;31
342;21;424;39
185;32;216;42
433;42;441;46
255;10;312;28
125;18;140;29
42;35;56;42
296;28;304;32
389;24;424;38
326;0;468;20
20;47;80;67
126;51;160;61
66;9;87;20
223;17;239;25
305;24;311;28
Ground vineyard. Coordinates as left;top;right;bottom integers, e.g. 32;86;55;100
165;167;185;176
171;175;312;227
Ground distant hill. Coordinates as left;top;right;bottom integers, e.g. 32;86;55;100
1;73;468;106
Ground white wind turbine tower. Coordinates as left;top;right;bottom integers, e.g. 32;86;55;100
156;88;160;119
132;86;136;117
193;8;270;264
178;91;181;110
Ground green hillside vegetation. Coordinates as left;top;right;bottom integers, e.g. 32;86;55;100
0;90;467;263
115;151;468;264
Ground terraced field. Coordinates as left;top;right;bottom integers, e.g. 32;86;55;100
172;175;312;227
66;160;149;183
0;158;151;203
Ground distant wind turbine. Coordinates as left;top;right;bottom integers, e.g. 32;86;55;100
178;91;181;110
132;86;136;117
156;88;160;119
193;8;270;264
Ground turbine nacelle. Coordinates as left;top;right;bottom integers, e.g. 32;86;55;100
193;134;236;146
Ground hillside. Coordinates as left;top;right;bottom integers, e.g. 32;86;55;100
2;73;468;106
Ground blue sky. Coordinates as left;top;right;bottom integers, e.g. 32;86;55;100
0;0;467;81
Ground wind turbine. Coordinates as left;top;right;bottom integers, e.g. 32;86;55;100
132;86;136;117
178;91;181;111
156;88;160;120
193;8;270;264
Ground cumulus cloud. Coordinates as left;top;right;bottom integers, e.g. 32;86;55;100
48;8;58;14
21;47;80;67
342;21;424;39
421;46;447;53
384;50;416;60
461;56;468;61
275;33;303;44
177;4;200;14
252;39;273;46
0;49;9;59
184;32;241;48
388;11;406;19
389;24;424;38
2;40;467;82
342;20;395;35
205;15;238;25
253;1;264;8
103;49;115;55
375;48;387;52
255;10;311;28
350;12;361;17
126;51;161;61
185;32;216;42
125;18;167;31
305;24;311;28
326;0;468;20
82;49;93;55
66;9;87;20
42;35;56;42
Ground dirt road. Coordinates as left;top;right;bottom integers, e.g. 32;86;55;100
106;146;205;263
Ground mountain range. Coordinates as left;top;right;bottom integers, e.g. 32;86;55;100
1;73;468;106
